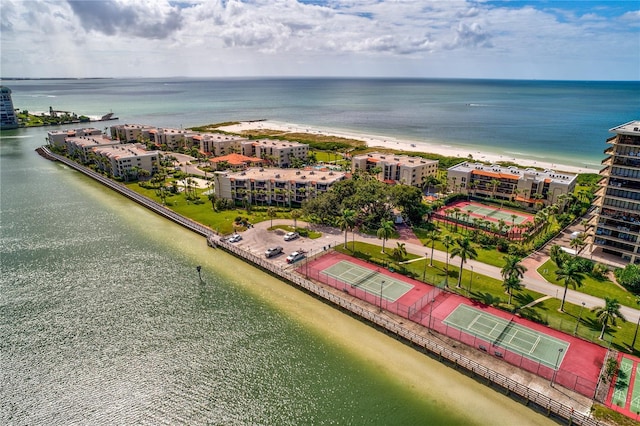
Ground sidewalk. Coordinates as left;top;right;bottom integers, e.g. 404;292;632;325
247;219;640;324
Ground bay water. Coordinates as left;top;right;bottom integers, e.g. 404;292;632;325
1;77;625;424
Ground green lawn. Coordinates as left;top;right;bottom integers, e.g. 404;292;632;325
125;182;302;235
537;259;637;308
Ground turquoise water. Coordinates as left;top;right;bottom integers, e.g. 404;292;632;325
6;78;640;169
0;78;594;424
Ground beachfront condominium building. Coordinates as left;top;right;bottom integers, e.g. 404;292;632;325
195;133;249;156
110;124;156;143
0;86;18;129
213;167;347;206
447;162;577;205
92;144;160;180
65;135;120;163
351;152;439;187
47;127;104;149
592;120;640;264
241;139;309;168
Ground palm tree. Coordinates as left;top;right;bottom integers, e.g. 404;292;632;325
555;260;585;311
592;298;626;340
502;275;522;305
450;237;478;288
376;220;394;254
442;235;454;279
425;229;440;266
338;208;356;249
392;242;407;261
267;207;277;228
290;210;302;231
490;179;500;199
569;234;586;256
501;255;527;281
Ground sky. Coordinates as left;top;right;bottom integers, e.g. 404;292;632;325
1;0;639;80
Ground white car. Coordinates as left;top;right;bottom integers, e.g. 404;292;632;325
228;234;242;243
284;232;299;241
286;251;305;264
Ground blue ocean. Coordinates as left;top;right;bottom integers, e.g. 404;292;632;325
6;78;640;170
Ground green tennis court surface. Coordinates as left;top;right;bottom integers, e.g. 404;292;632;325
451;202;529;224
613;357;634;408
321;260;413;302
443;305;569;368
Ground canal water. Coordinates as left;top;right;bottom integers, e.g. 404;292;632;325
1;91;555;424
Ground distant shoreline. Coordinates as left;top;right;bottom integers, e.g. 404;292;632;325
219;120;601;175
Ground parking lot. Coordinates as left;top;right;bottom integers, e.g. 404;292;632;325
225;221;345;268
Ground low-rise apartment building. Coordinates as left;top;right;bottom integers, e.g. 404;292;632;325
92;143;160;180
351;152;438;187
110;124;156;143
196;133;248;156
241;139;309;168
47;127;103;148
447;162;576;205
213;167;346;206
592;120;640;264
66;135;120;163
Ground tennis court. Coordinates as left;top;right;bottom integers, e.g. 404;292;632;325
321;260;414;302
443;305;569;368
443;200;532;225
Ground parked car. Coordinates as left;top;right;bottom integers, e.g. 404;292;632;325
265;246;283;258
286;251;305;264
284;232;299;241
228;234;242;243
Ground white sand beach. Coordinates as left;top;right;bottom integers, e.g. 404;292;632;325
219;120;600;175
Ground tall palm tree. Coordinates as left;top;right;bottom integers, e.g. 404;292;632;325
592;298;626;340
376;220;394;254
555;260;585;312
502;275;522;305
490;179;500;198
442;235;454;279
425;229;440;266
501;255;527;281
450;237;478;288
267;207;277;228
338;208;356;249
290;209;301;230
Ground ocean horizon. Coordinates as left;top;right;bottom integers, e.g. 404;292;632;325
4;77;639;170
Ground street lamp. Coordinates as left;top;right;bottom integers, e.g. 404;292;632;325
574;302;585;336
551;348;564;387
379;280;385;312
468;265;474;296
422;253;428;282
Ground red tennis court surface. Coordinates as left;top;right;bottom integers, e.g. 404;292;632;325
303;251;606;398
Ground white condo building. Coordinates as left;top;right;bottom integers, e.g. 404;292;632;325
351;152;439;187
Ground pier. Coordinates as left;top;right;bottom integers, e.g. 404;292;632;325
38;145;604;425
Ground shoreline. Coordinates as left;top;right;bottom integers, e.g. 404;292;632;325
219;120;601;175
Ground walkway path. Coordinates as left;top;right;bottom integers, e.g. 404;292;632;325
248;219;640;325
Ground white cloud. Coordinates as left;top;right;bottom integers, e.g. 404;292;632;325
0;0;637;80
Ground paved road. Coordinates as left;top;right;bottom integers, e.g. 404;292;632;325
233;219;640;325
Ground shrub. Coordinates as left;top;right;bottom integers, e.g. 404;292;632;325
615;264;640;293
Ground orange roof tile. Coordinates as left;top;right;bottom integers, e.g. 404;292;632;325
209;153;264;166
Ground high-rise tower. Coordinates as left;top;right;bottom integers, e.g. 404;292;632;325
0;86;19;130
592;121;640;264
